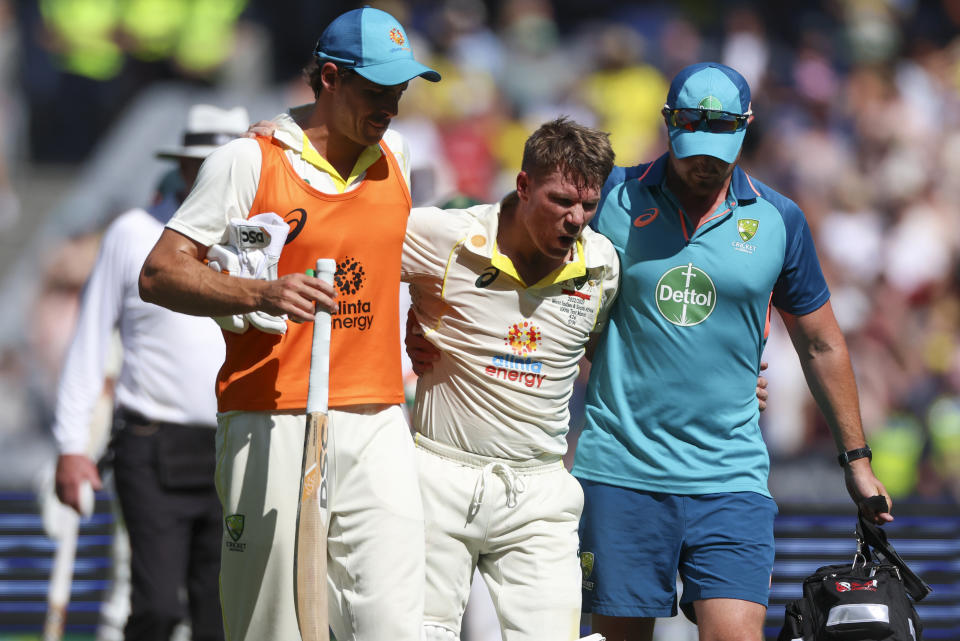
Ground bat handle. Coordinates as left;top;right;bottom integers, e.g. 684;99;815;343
307;259;336;415
315;258;336;287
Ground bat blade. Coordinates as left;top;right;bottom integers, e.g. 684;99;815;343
294;410;329;641
43;510;79;641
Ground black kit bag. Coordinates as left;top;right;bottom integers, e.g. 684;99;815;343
778;497;932;641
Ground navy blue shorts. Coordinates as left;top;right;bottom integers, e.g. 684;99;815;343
578;480;777;619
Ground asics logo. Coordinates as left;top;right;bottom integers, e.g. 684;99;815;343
633;208;659;227
476;266;500;288
284;208;307;244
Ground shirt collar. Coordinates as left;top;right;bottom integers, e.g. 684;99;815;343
272;108;384;193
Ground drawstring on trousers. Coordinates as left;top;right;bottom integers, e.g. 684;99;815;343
467;462;527;520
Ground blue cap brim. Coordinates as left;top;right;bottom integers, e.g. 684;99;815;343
668;126;746;164
354;59;441;86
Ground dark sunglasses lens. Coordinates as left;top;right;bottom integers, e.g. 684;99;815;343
704;114;742;133
672;109;703;130
668;109;746;132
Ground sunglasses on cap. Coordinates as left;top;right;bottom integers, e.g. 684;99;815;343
661;105;752;133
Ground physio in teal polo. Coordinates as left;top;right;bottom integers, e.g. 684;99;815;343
573;62;892;640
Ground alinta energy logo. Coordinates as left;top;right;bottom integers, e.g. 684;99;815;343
656;262;716;327
505;321;541;355
332;257;374;331
388;27;405;46
484;321;546;388
335;257;366;295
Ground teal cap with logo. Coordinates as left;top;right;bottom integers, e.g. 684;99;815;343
314;7;441;87
665;62;751;164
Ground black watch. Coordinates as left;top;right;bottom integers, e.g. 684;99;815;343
837;445;872;467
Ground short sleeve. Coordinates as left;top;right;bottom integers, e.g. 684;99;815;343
402;206;469;281
166;138;262;247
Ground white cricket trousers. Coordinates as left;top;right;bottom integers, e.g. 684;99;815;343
415;433;583;641
215;406;424;641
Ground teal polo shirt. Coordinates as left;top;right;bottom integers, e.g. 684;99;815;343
572;154;830;497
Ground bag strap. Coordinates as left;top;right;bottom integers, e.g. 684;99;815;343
857;496;933;602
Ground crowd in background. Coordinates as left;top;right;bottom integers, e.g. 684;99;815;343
1;0;959;506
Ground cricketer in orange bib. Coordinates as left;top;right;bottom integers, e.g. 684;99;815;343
217;136;408;412
137;7;439;641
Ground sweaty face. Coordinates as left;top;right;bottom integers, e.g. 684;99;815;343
668;148;736;197
518;169;601;261
333;72;408;146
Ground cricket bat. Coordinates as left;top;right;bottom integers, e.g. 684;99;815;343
43;481;94;641
294;258;337;641
44;353;116;641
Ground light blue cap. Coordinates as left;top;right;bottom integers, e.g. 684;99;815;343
314;7;440;87
666;62;751;164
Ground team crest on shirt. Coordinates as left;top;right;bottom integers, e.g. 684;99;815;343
733;218;759;254
737;218;758;242
225;514;246;552
580;552;596;590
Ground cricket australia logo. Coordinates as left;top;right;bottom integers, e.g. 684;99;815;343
733;218;758;254
224;514;246;552
580;552;596;591
738;219;758;242
656;263;716;326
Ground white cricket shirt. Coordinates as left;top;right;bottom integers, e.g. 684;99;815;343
402;202;620;460
52;205;225;455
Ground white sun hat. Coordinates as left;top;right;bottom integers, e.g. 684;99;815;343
156;104;250;160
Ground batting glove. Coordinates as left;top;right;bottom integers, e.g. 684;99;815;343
207;212;291;335
206;243;249;333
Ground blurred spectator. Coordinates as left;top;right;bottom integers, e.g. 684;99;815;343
580;24;668;165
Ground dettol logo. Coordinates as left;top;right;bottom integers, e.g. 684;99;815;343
656;263;716;326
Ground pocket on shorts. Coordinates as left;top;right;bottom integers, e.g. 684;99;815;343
560;469;585;519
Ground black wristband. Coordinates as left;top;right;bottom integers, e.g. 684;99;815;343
838;445;872;467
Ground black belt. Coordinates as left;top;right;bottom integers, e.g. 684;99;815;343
116;406;213;431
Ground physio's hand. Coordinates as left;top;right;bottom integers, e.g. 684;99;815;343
259;273;336;323
756;361;768;411
405;307;439;376
844;459;894;524
244;120;278;138
55;454;101;516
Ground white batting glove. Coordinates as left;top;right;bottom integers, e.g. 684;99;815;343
207;212;291;335
206;243;249;333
